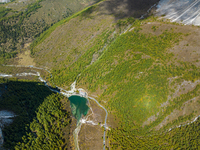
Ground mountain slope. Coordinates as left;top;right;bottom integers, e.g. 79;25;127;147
0;0;97;63
3;0;200;149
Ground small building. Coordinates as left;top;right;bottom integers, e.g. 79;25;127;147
78;88;87;97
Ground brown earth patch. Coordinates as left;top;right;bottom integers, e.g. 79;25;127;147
16;50;35;66
79;97;106;150
78;92;118;150
143;112;159;127
89;97;106;125
34;7;115;69
168;35;200;67
24;42;31;49
79;124;104;150
170;80;200;99
154;96;200;130
139;21;200;67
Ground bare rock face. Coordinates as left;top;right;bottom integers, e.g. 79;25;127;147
156;0;200;26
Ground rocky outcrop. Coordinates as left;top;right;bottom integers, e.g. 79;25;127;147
156;0;200;26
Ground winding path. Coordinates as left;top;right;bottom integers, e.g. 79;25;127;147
88;96;108;150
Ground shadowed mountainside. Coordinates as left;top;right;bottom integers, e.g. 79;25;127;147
0;78;52;148
100;0;160;19
0;78;72;149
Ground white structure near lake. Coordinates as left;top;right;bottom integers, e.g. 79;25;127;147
78;88;87;97
156;0;200;26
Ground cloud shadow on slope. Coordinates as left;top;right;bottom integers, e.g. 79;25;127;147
102;0;160;19
84;0;160;20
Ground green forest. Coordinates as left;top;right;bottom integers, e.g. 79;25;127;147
0;78;71;149
0;0;45;53
108;117;200;149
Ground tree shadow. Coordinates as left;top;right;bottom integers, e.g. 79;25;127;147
0;79;53;148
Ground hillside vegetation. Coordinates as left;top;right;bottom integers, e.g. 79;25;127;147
0;77;72;149
1;0;200;149
30;0;200;149
0;0;97;63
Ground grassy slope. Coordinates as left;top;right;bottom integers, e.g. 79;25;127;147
32;1;117;86
30;1;200;149
0;0;97;63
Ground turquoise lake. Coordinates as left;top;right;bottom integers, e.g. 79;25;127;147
68;95;89;122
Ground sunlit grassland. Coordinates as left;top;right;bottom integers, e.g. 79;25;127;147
76;25;200;133
74;22;200;148
51;29;115;86
0;0;98;63
30;1;103;55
